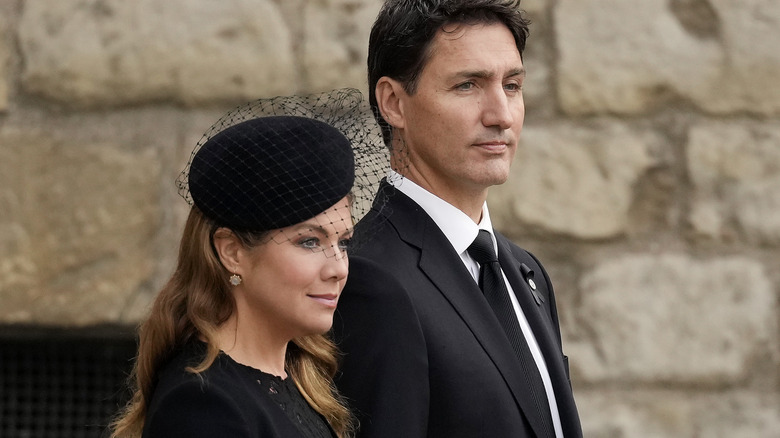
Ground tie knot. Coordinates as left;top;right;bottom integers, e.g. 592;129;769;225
467;230;497;264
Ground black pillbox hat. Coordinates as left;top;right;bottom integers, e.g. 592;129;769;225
188;116;355;232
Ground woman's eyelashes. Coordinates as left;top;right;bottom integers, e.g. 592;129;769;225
295;235;351;252
297;237;321;250
338;238;351;251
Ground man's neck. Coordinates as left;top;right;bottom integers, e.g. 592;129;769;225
389;168;487;223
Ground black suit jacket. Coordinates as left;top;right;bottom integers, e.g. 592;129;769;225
334;182;582;438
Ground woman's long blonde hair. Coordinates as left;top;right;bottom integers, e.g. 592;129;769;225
111;207;353;438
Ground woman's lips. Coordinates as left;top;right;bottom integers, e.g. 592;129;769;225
308;293;339;308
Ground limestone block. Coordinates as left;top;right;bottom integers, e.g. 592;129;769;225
522;51;551;113
300;0;382;93
695;391;780;438
569;253;776;383
578;390;780;438
0;128;160;325
555;0;780;115
520;0;549;15
519;0;552;112
0;13;8;111
490;122;656;239
18;0;296;107
687;122;780;244
578;390;697;438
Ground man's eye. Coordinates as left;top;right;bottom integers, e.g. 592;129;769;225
455;81;475;91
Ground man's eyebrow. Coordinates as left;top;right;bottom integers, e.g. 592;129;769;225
451;67;526;80
507;67;526;78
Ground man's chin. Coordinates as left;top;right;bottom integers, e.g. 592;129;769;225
474;168;511;188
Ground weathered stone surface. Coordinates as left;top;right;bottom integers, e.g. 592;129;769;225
0;127;160;325
0;12;9;111
578;390;780;438
555;0;780;115
569;253;776;383
519;0;553;113
688;122;780;245
18;0;296;107
300;0;381;93
521;0;549;15
578;390;699;438
695;391;780;438
490;122;657;239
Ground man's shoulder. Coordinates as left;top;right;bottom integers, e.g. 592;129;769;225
351;205;416;257
344;254;407;297
494;230;547;271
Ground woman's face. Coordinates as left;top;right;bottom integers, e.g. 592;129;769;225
234;197;353;340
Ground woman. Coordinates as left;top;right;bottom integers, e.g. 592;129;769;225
111;90;385;438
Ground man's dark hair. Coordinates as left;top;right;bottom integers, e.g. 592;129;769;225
367;0;530;146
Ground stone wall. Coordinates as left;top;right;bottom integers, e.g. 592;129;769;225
1;0;778;436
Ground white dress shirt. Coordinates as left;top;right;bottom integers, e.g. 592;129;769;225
388;171;563;438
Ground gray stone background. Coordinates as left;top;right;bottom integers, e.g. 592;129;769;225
1;0;778;436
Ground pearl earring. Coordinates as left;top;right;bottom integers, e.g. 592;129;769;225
229;274;242;286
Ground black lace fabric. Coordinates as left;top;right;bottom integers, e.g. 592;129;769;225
228;357;335;438
259;374;334;438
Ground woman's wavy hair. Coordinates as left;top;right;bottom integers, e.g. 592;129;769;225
110;206;353;438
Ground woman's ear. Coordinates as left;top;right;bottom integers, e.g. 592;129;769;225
212;228;243;275
375;77;406;131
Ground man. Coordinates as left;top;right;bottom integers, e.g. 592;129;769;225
333;1;583;437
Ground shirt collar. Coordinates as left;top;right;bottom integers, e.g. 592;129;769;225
388;170;495;254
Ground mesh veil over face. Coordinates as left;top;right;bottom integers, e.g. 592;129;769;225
176;88;389;256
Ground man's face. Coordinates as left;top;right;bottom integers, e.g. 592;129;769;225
393;22;525;202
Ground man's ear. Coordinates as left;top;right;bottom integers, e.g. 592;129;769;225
375;77;406;130
212;228;243;275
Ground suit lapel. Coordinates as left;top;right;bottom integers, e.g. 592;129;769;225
496;236;560;361
497;236;582;437
380;185;553;437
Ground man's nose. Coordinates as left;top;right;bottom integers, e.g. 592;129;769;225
482;87;517;130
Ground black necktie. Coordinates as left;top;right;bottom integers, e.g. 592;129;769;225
467;230;554;437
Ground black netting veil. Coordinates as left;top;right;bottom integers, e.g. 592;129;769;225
176;88;389;255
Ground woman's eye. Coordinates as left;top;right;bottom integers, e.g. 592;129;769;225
298;238;320;249
338;238;352;251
